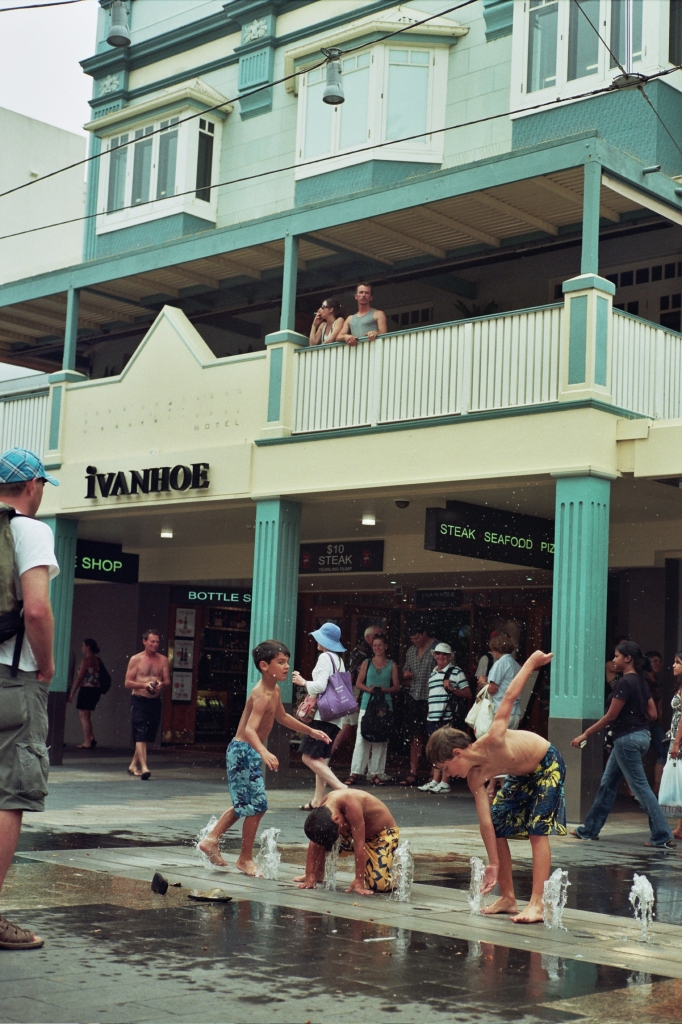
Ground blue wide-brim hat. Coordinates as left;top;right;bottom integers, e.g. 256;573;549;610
310;621;346;652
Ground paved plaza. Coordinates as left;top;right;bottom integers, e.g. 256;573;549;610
3;750;682;1023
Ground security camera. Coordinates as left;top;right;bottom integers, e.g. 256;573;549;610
395;500;410;509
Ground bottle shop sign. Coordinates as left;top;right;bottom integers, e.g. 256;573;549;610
299;540;384;574
75;540;139;583
424;501;554;571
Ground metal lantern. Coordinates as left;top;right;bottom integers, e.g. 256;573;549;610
107;0;131;48
322;48;344;105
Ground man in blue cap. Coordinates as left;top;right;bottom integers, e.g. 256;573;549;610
0;448;59;950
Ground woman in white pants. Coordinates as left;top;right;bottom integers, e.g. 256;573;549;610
347;634;400;786
292;622;349;809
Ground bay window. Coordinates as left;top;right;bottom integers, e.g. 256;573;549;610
296;44;447;176
527;0;558;93
567;0;599;81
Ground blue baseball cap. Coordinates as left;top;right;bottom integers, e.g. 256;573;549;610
0;448;59;486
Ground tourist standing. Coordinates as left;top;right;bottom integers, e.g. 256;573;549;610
329;625;381;765
339;283;387;346
571;641;674;848
658;651;682;839
293;622;349;810
420;643;471;793
347;633;400;786
400;623;438;786
0;447;60;950
124;629;170;780
309;299;345;346
67;638;102;749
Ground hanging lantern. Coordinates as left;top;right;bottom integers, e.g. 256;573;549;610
107;0;131;48
321;48;344;105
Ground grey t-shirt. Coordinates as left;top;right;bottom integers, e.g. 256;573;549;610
488;653;522;715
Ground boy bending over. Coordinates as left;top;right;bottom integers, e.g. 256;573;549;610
199;640;331;874
296;790;399;896
426;651;564;924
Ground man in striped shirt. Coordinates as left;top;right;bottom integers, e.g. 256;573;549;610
420;644;471;793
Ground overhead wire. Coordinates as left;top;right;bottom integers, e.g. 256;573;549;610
0;0;88;10
0;0;479;201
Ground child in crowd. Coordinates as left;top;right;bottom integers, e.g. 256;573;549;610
296;789;399;896
426;650;563;924
199;640;331;874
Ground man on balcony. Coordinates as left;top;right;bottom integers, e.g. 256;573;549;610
339;283;387;346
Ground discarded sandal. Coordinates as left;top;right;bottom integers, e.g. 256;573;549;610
0;915;44;950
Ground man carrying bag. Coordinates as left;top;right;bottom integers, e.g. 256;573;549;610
0;449;59;950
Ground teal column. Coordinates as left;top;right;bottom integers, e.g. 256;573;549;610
83;133;101;262
63;287;80;372
247;499;301;702
280;234;299;332
581;161;601;276
548;475;610;821
42;517;78;693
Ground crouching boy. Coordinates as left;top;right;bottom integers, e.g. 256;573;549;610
426;650;565;924
297;790;399;896
199;640;332;874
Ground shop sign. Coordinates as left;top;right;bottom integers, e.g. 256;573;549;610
85;463;209;498
424;501;554;571
299;541;384;574
75;540;139;583
416;589;463;608
170;586;251;605
171;671;193;703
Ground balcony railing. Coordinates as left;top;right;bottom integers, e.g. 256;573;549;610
292;305;563;434
0;379;49;455
612;310;682;420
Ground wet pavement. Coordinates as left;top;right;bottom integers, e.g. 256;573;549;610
4;750;682;1022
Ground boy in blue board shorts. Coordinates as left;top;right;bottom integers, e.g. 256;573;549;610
199;640;331;874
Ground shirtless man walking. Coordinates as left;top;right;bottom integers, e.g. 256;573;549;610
124;629;170;780
426;650;563;924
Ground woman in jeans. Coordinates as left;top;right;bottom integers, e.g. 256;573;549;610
346;634;400;787
570;641;675;849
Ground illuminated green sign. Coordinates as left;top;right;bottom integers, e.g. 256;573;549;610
424;501;554;570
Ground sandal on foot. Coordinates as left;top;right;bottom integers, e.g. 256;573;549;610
372;775;387;786
140;770;151;780
645;839;676;849
127;768;136;776
570;830;598;840
345;774;364;786
0;916;44;950
400;774;418;787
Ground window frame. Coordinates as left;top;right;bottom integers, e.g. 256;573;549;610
510;0;667;117
97;108;221;235
294;42;448;180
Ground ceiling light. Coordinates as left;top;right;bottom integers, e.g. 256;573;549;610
160;527;173;539
362;514;376;526
390;580;398;585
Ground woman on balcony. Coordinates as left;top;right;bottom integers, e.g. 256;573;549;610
309;299;345;346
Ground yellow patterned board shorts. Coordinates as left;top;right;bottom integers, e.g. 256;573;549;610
338;825;400;892
491;744;567;839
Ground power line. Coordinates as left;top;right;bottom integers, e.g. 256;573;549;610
570;0;626;76
0;0;88;10
0;0;478;201
0;76;660;246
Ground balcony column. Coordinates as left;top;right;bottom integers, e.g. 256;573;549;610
559;273;615;405
42;516;78;766
262;233;307;439
581;160;602;276
63;286;80;372
247;498;302;788
548;475;611;821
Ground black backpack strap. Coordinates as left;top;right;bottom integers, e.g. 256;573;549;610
10;611;24;678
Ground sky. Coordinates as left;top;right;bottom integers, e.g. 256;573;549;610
0;0;99;136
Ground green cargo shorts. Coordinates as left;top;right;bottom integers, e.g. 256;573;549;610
0;663;49;812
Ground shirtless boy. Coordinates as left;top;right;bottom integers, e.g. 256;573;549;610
124;629;170;780
296;790;399;896
199;640;331;875
426;650;564;924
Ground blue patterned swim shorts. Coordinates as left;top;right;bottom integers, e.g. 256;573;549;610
491;743;566;839
226;739;268;819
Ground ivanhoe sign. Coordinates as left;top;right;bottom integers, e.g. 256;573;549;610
85;463;209;498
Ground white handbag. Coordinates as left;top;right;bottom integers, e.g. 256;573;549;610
465;684;495;738
659;754;682;815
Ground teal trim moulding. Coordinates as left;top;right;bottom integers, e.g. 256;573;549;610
267;346;283;422
568;294;588;386
48;371;87;384
43;517;78;694
254;398;645;446
44;462;62;471
94;214;212;259
265;330;307;345
295;161;441;207
562;275;616;295
482;0;513;41
48;386;62;452
595;295;609;388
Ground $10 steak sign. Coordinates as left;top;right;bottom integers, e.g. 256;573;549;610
85;462;209;498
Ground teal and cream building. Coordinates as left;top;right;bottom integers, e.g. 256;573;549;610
2;0;682;815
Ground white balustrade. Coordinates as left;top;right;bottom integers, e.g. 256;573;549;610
612;310;682;420
292;305;563;434
0;391;49;456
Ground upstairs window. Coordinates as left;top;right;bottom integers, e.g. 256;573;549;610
156;119;179;199
610;0;643;68
107;135;128;212
567;0;599;81
196;119;214;202
106;117;181;215
386;50;430;142
527;0;558;92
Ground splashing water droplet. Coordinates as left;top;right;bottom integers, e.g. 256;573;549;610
629;873;655;942
324;838;342;890
468;857;485;915
195;816;222;870
390;840;414;902
255;827;281;880
542;868;570;929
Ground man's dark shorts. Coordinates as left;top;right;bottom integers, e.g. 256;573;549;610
0;664;49;812
131;695;162;743
403;696;428;740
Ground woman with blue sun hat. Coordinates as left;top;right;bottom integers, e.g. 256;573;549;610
292;622;350;809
